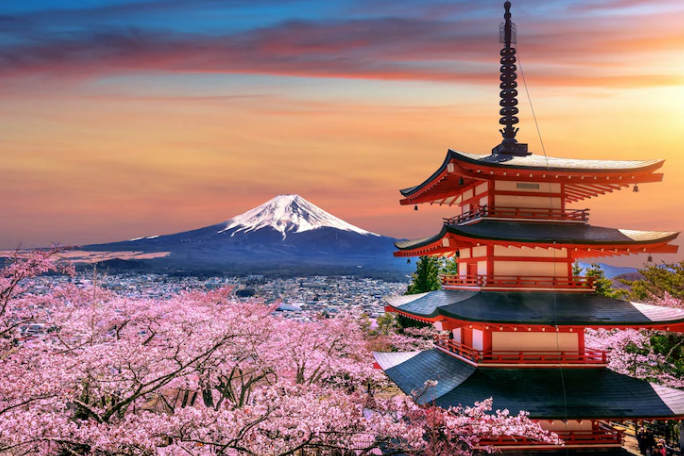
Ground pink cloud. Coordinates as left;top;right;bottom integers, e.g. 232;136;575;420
0;13;681;90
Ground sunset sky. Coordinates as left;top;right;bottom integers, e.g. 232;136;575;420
2;0;683;267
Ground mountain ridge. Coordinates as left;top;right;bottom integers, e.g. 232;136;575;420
81;194;410;277
219;194;378;239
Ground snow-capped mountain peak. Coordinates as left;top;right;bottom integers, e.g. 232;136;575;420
219;194;379;239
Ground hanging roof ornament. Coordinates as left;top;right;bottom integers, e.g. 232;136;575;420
492;1;530;156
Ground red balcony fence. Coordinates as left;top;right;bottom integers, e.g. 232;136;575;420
440;274;595;290
444;206;590;225
479;427;623;448
440;275;594;291
435;337;608;365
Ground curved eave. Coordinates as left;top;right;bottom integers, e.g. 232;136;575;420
394;222;679;258
384;291;684;330
400;149;665;206
451;150;664;174
445;222;680;246
375;350;684;420
400;150;455;197
394;226;448;252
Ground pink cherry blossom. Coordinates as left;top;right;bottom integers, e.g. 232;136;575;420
585;294;684;389
0;252;557;455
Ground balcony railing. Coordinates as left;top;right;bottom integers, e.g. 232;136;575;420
479;427;623;448
440;274;595;291
435;337;608;366
444;206;590;225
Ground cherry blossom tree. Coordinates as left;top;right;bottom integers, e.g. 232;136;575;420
585;294;684;389
0;247;74;346
0;253;557;455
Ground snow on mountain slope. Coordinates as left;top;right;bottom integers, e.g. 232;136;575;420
219;194;379;239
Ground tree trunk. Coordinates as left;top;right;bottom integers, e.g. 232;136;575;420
202;388;214;408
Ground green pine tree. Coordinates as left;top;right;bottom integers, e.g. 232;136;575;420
439;256;459;275
406;256;442;295
620;260;684;300
585;263;625;299
375;312;398;335
572;261;582;277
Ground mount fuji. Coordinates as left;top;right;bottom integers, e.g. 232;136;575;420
83;195;409;276
218;194;378;239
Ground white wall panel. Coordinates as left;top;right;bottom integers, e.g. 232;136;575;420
492;332;578;351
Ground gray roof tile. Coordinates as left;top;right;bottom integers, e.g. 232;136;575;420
395;221;678;250
380;349;684;419
400;150;664;198
386;290;684;326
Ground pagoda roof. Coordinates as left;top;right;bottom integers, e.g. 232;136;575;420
374;349;684;420
461;151;662;170
400;150;665;205
385;290;684;329
394;220;679;257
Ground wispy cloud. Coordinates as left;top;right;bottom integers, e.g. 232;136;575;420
0;12;682;90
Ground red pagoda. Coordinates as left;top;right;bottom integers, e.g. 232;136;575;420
375;1;684;451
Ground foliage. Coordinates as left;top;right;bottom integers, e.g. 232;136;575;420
0;247;73;343
406;256;442;295
586;328;684;389
584;263;626;299
587;263;684;388
363;312;436;353
439;256;459;276
572;261;582;277
374;311;398;335
585;295;684;389
0;251;558;455
620;260;684;301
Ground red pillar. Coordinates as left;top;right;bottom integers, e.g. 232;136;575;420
483;330;492;353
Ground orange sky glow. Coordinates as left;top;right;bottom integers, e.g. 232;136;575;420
1;0;683;268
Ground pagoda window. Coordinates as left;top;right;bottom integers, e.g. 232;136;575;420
475;182;489;195
493;180;563;209
494;194;562;209
495;181;561;193
472;329;485;351
472;246;487;257
452;328;462;343
494;260;566;277
491;332;579;352
458;262;467;276
543;420;593;433
493;245;567;258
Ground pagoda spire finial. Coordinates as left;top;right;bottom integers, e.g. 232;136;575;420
492;1;530;156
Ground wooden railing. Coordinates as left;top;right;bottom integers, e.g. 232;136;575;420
480;427;623;447
444;206;590;225
435;337;608;365
440;274;595;290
